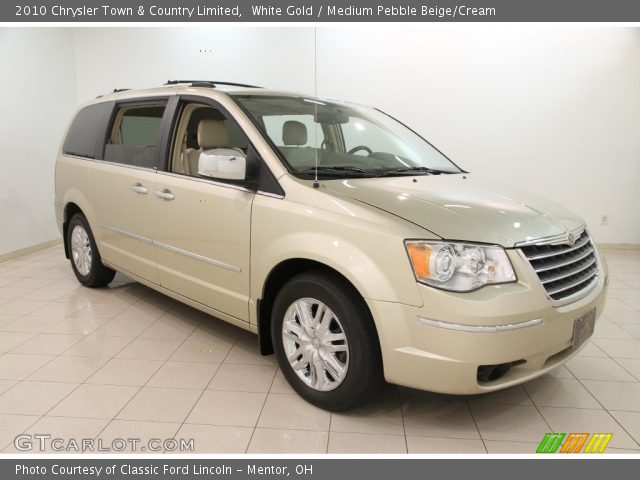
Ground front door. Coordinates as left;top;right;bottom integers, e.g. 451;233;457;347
150;99;254;321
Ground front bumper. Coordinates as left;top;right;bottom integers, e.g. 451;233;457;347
368;248;608;394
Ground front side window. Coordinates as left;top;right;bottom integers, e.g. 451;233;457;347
234;95;461;179
104;102;166;168
168;102;248;178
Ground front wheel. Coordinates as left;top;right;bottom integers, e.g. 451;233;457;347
67;213;115;288
271;271;383;411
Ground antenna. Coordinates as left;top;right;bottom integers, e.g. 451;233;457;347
313;27;320;189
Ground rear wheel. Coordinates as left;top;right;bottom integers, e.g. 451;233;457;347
67;213;115;287
271;271;383;411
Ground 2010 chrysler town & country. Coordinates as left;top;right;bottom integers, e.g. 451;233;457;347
55;81;608;410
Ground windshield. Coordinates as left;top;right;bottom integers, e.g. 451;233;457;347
233;95;462;179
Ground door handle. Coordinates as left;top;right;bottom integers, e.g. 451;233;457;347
155;189;175;201
130;183;148;194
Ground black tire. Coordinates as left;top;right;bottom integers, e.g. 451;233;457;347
271;270;383;411
67;213;115;288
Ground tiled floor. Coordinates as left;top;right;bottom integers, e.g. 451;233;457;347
0;247;639;454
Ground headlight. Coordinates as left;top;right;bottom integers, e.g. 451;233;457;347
405;240;516;292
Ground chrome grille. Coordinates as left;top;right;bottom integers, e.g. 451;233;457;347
520;230;598;303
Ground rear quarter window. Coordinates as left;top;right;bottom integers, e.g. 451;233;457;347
62;102;113;159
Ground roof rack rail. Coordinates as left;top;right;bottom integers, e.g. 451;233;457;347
165;80;262;89
96;88;130;98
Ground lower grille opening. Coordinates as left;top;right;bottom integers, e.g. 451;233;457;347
477;359;526;383
544;345;573;366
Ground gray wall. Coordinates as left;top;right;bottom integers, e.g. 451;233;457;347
0;28;78;256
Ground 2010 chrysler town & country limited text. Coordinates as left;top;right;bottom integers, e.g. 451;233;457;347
55;81;608;410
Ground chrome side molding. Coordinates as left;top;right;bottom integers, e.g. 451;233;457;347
100;224;241;273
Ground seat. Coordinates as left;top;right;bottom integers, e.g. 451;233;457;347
283;120;307;146
183;119;230;175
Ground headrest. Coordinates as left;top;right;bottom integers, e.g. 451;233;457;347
283;120;307;146
198;119;229;149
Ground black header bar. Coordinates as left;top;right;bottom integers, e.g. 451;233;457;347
5;0;640;23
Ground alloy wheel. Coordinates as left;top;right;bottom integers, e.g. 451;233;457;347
281;297;349;391
70;225;92;276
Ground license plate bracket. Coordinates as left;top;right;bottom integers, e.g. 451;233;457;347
573;308;596;348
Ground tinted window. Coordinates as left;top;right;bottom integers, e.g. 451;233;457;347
112;106;164;147
62;103;112;158
104;102;167;168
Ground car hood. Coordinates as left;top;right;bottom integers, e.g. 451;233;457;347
322;174;584;247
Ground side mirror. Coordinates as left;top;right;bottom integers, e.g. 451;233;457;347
198;148;246;181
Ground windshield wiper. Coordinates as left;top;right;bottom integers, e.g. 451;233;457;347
378;166;452;176
299;165;455;178
299;166;374;176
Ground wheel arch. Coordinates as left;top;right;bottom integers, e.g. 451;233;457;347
61;189;97;260
62;202;84;259
256;258;380;357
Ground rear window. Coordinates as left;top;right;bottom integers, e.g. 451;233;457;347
62;103;112;158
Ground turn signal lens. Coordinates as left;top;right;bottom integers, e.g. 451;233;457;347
406;242;431;279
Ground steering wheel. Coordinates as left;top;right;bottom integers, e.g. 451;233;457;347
347;145;373;156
